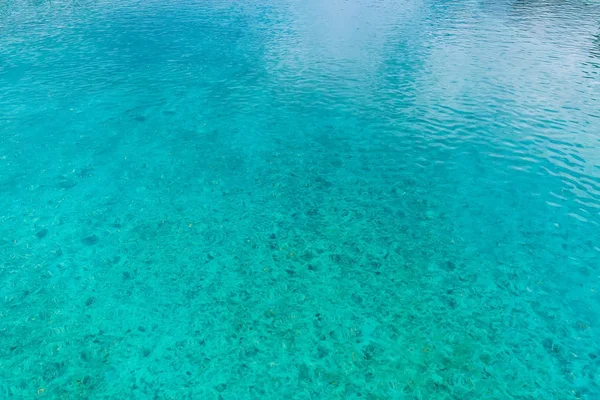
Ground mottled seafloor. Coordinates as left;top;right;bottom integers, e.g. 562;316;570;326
1;0;600;399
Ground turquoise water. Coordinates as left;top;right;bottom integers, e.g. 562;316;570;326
1;0;600;398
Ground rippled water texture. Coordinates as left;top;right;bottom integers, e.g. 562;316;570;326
1;0;600;398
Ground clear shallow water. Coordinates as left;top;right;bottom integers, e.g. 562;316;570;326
1;0;600;398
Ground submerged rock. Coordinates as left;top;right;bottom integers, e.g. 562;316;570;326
36;229;48;239
81;235;98;245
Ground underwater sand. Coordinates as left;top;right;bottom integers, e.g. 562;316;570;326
1;0;600;398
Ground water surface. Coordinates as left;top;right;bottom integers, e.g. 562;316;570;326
1;0;600;398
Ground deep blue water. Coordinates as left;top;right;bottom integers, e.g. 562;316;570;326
1;0;600;398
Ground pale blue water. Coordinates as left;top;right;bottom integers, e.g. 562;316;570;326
1;0;600;398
